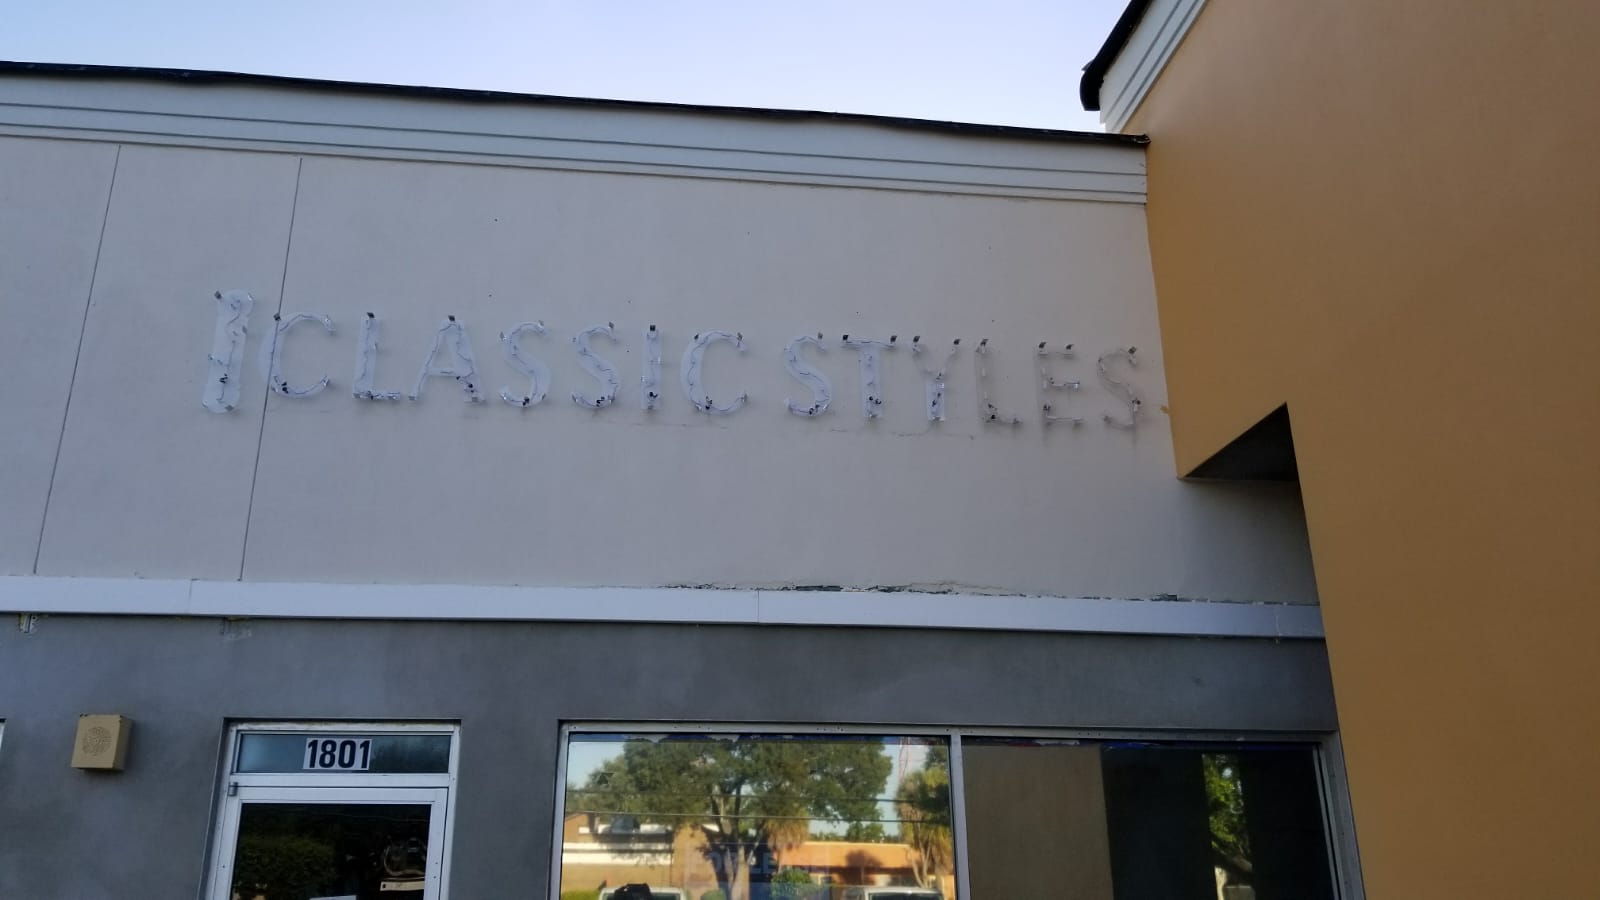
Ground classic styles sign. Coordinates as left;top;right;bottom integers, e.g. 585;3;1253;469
203;290;1146;430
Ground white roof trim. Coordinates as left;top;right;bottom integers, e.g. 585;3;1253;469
0;76;1146;203
0;576;1322;639
1100;0;1208;132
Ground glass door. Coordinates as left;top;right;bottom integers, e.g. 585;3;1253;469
209;785;449;900
207;725;458;900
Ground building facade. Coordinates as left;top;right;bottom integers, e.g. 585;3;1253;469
1;63;1353;899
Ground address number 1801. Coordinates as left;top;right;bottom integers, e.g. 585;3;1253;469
303;737;373;771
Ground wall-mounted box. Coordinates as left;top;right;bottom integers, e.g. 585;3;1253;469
72;714;131;771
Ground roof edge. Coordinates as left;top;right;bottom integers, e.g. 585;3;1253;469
1080;0;1154;111
0;60;1148;148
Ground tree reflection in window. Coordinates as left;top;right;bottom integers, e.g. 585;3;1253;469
564;735;952;900
895;745;952;891
1204;753;1254;893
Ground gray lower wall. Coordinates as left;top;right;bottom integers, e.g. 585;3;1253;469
0;615;1336;899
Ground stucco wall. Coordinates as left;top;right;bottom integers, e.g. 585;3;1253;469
0;83;1318;604
1124;3;1600;896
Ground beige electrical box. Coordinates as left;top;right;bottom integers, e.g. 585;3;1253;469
72;714;131;771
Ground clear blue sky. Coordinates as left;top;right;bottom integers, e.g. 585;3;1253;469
6;0;1122;131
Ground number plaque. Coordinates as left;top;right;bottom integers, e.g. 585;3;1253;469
236;732;452;774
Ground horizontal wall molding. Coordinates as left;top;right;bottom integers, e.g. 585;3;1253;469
0;577;1322;639
0;77;1146;203
1100;0;1207;132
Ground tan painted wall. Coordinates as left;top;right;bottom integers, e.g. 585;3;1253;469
1124;2;1600;897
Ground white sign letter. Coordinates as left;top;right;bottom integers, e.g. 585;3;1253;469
353;313;403;401
842;334;896;419
202;289;253;413
682;330;748;415
642;324;663;410
975;338;1021;427
572;323;620;409
783;334;831;417
257;312;335;398
410;316;482;402
1037;342;1083;427
499;321;551;408
909;336;959;422
1098;347;1144;430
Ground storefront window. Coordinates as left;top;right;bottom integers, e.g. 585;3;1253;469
560;734;953;900
559;730;1343;900
962;739;1336;900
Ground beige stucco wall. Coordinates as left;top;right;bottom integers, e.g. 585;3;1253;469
0;78;1320;604
1124;2;1600;896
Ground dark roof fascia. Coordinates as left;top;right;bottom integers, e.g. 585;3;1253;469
1080;0;1154;111
0;60;1148;148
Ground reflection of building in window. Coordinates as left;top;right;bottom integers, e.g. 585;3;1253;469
560;822;938;900
777;841;918;886
562;812;696;891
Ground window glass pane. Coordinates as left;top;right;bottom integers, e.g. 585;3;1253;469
230;802;430;899
561;734;953;900
963;740;1335;900
961;741;1113;900
236;733;451;774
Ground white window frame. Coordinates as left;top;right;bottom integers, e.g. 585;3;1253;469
206;721;460;900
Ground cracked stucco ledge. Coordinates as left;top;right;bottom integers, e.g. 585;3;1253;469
0;575;1323;640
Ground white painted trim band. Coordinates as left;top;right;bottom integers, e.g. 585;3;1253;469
1100;0;1208;132
0;78;1147;203
0;576;1322;639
